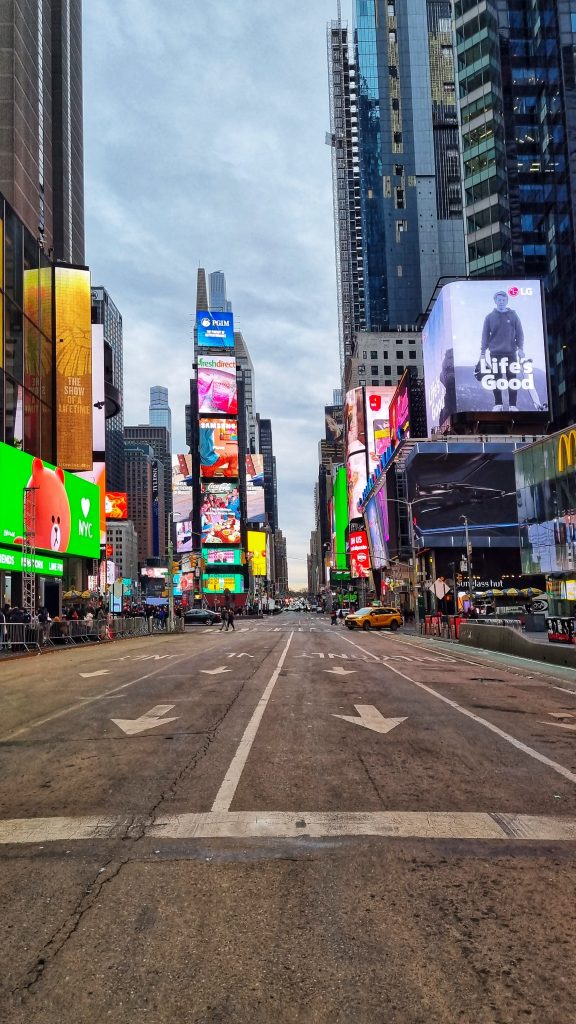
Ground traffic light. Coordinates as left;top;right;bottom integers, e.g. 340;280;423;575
172;561;179;575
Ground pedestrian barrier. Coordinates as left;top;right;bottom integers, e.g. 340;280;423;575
0;615;183;657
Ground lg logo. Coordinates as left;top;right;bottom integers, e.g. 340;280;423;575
508;286;533;297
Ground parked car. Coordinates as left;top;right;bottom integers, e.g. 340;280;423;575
184;608;222;626
345;606;403;632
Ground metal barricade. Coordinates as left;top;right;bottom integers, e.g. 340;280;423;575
0;622;42;653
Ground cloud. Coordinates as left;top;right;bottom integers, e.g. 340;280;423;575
84;0;340;587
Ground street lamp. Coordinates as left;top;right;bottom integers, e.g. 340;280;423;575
384;496;438;632
460;516;475;612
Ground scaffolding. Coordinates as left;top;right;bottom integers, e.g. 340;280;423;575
22;486;38;615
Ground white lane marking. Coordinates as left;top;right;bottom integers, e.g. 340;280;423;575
540;720;576;734
200;666;231;675
111;704;179;736
337;632;576;786
2;811;576;845
79;670;110;678
0;647;220;744
553;685;576;695
211;631;294;813
333;705;406;734
324;667;356;676
227;653;254;659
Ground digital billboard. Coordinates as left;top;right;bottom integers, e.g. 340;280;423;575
197;310;234;349
247;530;267;576
199;418;239;478
365;387;395;468
203;547;243;566
0;441;100;558
201;482;241;545
325;404;344;444
349;530;371;578
364;497;388;569
333;465;348;570
92;325;106;452
198;354;238;415
141;567;168;579
172;454;193;523
0;545;63;577
389;373;410;446
55;266;93;470
347;450;366;521
176;520;194;553
203;574;244;594
423;281;548;433
345;388;366;456
105;492;128;520
246;453;265;522
76;461;106;545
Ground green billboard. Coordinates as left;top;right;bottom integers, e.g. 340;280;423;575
0;545;64;577
0;441;100;559
333;466;349;571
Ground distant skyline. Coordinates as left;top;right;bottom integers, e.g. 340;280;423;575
83;1;341;587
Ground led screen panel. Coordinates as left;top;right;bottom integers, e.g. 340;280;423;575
202;574;244;594
246;453;265;522
347;450;367;521
203;547;243;566
176;519;193;553
423;281;548;433
105;492;128;520
349;529;371;579
365;387;395;469
198;354;238;415
199;418;239;479
172;454;193;523
345;388;366;456
201;482;241;545
197;310;234;349
0;545;64;577
247;530;267;576
365;497;388;569
55;266;93;470
389;373;410;446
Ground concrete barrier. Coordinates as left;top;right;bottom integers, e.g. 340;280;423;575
458;623;576;669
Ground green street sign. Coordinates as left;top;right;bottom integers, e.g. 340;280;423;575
0;441;100;559
0;545;64;577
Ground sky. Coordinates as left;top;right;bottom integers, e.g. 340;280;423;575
83;0;342;589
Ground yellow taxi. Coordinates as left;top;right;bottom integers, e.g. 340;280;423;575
344;606;403;632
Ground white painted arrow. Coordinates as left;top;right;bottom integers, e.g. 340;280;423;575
111;704;179;736
79;670;110;678
333;704;407;734
201;666;232;675
227;653;254;659
324;667;357;676
541;718;576;733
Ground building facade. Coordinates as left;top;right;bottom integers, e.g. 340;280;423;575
91;286;124;491
149;385;172;442
0;0;85;263
344;328;423;390
106;519;138;584
124;425;171;559
454;0;576;426
256;416;278;532
124;441;159;565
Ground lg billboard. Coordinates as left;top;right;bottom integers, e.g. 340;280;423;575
423;281;549;433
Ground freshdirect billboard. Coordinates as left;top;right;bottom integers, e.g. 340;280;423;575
0;441;100;558
55;266;93;470
198;354;238;415
423;280;548;433
197;311;234;349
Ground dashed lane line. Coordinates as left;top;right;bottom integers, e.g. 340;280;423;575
337;632;576;787
0;810;575;845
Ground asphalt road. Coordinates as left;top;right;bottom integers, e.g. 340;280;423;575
1;616;575;1023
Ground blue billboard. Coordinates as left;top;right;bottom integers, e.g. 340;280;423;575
197;311;235;349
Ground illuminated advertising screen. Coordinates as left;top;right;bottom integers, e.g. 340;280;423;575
345;388;366;456
349;529;371;578
423;281;549;433
55;266;93;470
203;574;244;594
325;404;344;444
197;310;234;349
375;485;390;543
365;497;388;569
76;461;106;545
365;387;395;469
198;354;238;415
347;450;366;521
141;567;168;579
91;325;106;452
333;466;348;570
247;530;267;576
201;482;241;545
0;545;63;577
246;453;265;522
199;418;239;478
389;373;410;446
105;492;128;520
176;520;194;553
0;441;100;558
203;547;243;566
172;454;193;523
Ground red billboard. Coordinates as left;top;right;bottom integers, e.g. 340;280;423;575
349;530;371;579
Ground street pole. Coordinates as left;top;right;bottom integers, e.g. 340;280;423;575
167;514;175;633
462;516;474;611
407;500;420;632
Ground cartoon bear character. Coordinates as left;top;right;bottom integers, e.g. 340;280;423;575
25;458;72;552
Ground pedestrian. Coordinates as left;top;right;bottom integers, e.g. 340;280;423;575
219;608;228;631
331;608;337;625
226;606;235;631
0;604;6;652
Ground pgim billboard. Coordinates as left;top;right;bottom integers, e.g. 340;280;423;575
197;311;234;349
198;355;238;415
423;280;549;433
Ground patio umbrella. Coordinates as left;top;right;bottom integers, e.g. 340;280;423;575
504;587;519;597
520;587;543;597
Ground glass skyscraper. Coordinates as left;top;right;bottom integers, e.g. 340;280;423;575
149;386;172;443
455;0;576;426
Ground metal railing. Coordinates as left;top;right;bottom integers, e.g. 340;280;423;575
0;615;182;655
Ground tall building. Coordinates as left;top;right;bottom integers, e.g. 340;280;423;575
256;416;278;531
235;331;257;453
345;328;423;391
92;286;124;491
124;425;171;558
124;441;157;565
106;520;138;584
149;386;172;443
327;1;466;372
209;271;232;312
454;0;576;426
0;0;85;263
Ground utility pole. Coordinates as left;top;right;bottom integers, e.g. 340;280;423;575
461;516;474;611
407;500;420;632
167;513;175;632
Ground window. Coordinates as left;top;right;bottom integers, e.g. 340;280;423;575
395;164;403;176
397;366;404;374
392;98;400;111
371;365;379;374
396;188;404;209
384;366;392;376
358;364;366;374
371;379;379;386
370;350;378;359
396;351;403;360
409;350;416;359
394;132;402;145
362;350;367;359
383;351;389;360
389;65;398;78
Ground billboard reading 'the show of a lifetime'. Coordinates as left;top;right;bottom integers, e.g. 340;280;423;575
423;281;549;433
